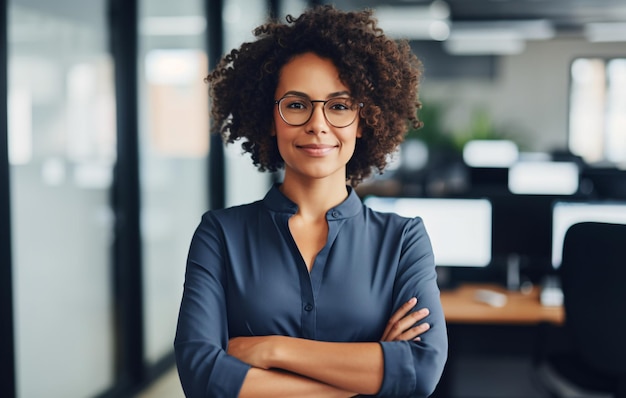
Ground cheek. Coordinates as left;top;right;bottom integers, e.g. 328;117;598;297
341;129;361;147
273;129;293;158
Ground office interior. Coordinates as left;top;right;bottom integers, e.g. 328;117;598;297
1;0;625;397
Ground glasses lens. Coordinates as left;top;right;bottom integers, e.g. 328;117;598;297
279;96;312;126
324;98;358;127
278;96;360;127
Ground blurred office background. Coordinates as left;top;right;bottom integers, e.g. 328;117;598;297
0;0;625;397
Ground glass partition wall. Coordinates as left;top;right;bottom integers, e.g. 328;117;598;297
8;1;116;396
138;0;210;367
138;0;209;364
222;0;274;207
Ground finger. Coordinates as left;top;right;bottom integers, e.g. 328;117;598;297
388;320;430;342
383;307;430;341
382;303;423;341
389;308;429;340
396;321;430;342
381;297;418;340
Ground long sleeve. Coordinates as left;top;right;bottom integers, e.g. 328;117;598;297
375;217;448;397
174;212;251;398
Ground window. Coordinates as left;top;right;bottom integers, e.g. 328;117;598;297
569;57;626;165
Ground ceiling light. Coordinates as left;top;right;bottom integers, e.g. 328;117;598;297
452;20;555;41
374;2;451;41
444;31;526;55
585;22;626;42
443;19;554;55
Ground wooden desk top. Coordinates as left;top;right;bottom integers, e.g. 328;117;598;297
440;283;564;325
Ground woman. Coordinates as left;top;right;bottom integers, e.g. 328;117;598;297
174;5;448;397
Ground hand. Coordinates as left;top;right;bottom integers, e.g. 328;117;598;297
228;335;278;369
380;297;430;342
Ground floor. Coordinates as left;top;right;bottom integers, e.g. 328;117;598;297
135;367;184;398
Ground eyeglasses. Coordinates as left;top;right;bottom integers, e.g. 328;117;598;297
274;95;363;128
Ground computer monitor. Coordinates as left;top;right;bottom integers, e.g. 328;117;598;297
363;197;492;267
551;201;626;269
490;194;556;263
508;161;579;195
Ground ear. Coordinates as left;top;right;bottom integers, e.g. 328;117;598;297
356;108;364;138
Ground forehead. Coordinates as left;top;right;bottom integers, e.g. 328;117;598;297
275;52;350;98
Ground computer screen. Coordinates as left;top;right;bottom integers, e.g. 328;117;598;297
363;197;492;267
490;194;556;264
551;201;626;268
508;161;579;195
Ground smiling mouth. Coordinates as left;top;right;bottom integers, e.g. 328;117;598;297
296;144;338;156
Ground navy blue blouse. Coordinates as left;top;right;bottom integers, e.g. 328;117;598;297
174;185;448;397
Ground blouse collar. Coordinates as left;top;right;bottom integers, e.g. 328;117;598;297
262;183;362;220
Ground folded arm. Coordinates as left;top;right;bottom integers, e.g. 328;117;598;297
239;368;357;398
232;298;431;396
237;338;383;395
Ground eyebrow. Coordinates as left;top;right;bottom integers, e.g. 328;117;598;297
282;90;352;99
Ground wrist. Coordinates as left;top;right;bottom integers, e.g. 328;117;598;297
268;335;289;369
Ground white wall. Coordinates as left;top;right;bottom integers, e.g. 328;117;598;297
422;39;626;153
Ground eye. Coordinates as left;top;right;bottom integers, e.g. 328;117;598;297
283;96;310;111
327;98;353;112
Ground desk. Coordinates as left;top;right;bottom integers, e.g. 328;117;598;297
433;283;565;397
440;283;564;325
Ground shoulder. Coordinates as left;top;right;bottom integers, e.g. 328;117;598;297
358;204;434;271
194;200;266;239
358;204;430;249
189;201;266;255
202;200;263;222
361;203;426;232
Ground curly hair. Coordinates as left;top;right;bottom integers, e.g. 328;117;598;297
207;5;423;185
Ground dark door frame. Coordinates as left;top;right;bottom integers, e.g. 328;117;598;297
0;0;16;396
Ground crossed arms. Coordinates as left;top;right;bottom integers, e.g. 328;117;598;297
232;298;431;397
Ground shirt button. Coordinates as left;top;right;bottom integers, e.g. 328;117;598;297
331;211;339;218
304;303;313;312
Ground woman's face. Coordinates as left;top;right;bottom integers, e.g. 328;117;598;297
273;52;361;183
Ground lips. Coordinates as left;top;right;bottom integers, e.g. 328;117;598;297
296;143;338;156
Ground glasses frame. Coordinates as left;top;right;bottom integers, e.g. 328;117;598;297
274;96;364;128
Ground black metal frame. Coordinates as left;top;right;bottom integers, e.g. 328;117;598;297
207;0;225;210
109;0;145;389
107;0;145;394
0;0;16;396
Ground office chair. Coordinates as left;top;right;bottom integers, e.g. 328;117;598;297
535;222;626;398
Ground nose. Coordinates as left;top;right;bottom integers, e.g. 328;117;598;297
305;102;328;134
